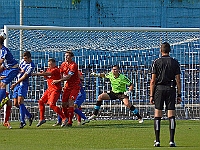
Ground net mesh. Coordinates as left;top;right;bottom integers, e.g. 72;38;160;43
2;26;200;122
7;29;200;51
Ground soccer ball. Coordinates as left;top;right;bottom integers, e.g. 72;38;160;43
0;32;6;40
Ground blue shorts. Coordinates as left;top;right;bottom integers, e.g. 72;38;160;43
74;87;86;107
1;68;19;84
13;84;28;98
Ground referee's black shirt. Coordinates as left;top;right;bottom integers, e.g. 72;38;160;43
151;55;181;86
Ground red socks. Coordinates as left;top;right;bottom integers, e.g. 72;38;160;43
4;105;11;122
68;107;74;124
50;105;66;121
38;100;45;120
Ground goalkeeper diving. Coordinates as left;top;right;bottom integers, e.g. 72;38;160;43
89;65;143;123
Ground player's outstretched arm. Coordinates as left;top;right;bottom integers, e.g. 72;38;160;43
90;72;105;78
32;71;51;76
52;74;71;84
124;83;134;96
10;73;29;90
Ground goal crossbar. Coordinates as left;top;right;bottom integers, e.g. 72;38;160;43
2;25;200;121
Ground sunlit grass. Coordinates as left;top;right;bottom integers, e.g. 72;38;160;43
0;120;199;150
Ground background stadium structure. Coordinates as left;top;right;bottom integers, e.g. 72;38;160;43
1;25;200;122
1;0;200;28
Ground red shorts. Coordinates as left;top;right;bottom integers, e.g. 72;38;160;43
62;85;80;103
39;90;61;105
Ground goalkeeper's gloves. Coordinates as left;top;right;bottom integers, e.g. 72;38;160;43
90;72;100;77
124;90;132;96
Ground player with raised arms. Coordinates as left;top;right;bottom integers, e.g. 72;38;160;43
0;32;20;129
89;65;143;123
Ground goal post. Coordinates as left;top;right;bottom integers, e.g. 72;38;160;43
3;25;200;121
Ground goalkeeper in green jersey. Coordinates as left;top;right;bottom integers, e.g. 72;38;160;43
89;65;143;123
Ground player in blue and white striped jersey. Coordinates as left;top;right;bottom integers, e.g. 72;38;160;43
10;51;35;128
0;35;19;99
0;34;20;129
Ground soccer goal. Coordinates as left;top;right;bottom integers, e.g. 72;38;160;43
2;25;200;122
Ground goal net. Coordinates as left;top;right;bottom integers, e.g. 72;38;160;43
2;25;200;122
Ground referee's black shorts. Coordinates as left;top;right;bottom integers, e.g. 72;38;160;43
154;85;176;110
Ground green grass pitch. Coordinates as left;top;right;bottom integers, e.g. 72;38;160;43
0;119;199;150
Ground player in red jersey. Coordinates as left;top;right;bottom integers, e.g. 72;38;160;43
52;50;80;126
32;58;67;127
52;70;89;126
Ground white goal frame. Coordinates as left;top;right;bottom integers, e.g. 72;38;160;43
2;25;200;122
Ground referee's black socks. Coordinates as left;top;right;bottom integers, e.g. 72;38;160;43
154;117;161;142
169;116;176;143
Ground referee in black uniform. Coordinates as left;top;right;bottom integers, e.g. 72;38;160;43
149;42;182;147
